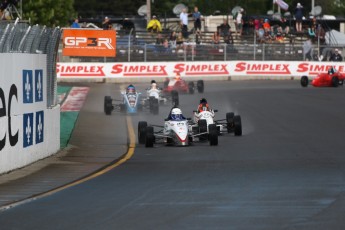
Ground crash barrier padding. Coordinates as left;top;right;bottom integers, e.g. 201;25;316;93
57;61;343;80
0;54;60;174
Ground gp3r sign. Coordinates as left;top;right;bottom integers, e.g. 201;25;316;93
62;29;116;57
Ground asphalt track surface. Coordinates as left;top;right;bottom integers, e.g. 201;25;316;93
1;80;345;230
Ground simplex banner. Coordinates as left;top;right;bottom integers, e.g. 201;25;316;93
57;61;344;78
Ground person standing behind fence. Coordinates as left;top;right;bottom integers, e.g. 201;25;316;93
294;3;304;33
180;7;189;39
236;8;244;37
71;18;80;28
329;48;343;62
147;15;162;33
192;6;202;32
102;16;111;30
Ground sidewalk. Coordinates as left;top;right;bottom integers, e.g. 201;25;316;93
0;83;128;208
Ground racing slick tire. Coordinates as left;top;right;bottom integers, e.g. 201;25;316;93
339;80;344;86
197;80;204;93
300;76;309;87
198;119;208;141
104;96;113;115
138;121;148;144
332;76;339;87
188;82;195;94
208;124;218;146
234;115;242;136
145;126;154;147
150;98;159;115
171;90;179;106
226;112;235;133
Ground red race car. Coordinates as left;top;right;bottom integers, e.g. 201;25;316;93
301;67;345;87
163;73;204;94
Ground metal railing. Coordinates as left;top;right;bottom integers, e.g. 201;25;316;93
58;42;343;63
0;19;62;108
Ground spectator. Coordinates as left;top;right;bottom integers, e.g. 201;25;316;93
294;3;304;33
147;15;162;33
257;27;265;43
329;48;343;62
235;8;244;37
195;30;202;44
180;7;189;39
192;6;202;32
303;37;313;61
102;16;111;30
218;19;232;44
176;31;184;47
156;33;164;45
263;19;271;30
254;17;260;34
122;18;135;32
169;31;177;48
212;31;220;44
71;18;80;28
275;26;285;43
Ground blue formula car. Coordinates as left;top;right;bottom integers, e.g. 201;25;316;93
104;85;159;115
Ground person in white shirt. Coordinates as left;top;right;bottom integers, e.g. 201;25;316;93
180;7;189;39
236;8;244;37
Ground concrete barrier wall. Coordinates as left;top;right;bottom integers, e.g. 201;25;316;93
0;54;60;174
57;61;344;82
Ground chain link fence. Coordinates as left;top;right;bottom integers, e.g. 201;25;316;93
58;41;342;63
0;19;62;108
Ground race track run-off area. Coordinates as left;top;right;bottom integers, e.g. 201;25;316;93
1;80;345;230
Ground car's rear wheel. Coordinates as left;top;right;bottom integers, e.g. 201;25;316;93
332;76;339;87
198;119;208;141
171;90;179;106
188;82;195;94
197;80;204;93
301;76;309;87
226;112;234;133
208;124;218;146
234;115;242;136
145;126;154;147
104;96;113;115
138;121;147;144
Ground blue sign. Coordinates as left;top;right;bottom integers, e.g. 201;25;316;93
23;113;34;148
22;70;33;104
35;69;43;102
36;111;44;144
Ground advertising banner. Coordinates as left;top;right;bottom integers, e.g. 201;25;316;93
57;61;345;79
62;29;116;57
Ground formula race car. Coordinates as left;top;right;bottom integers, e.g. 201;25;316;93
138;108;218;147
144;81;180;107
300;66;345;87
163;74;204;94
104;85;159;115
190;109;242;138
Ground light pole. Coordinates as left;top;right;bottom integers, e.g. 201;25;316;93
147;0;151;22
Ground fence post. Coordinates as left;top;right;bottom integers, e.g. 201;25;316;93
254;31;257;61
128;28;133;62
224;44;227;61
144;43;147;62
262;43;265;61
192;44;194;61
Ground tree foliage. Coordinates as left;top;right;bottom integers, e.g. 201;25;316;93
21;0;76;27
18;0;345;27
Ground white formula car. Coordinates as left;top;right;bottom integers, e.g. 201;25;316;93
189;110;242;137
138;109;218;147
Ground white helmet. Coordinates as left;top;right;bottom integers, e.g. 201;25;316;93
171;108;184;120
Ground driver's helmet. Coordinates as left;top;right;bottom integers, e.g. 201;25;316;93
198;98;209;112
151;80;156;84
328;67;336;75
175;73;181;80
126;84;136;94
171;108;184;120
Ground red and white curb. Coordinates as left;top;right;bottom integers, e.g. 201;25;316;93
61;87;89;112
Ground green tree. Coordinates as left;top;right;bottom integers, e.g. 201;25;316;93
21;0;76;27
